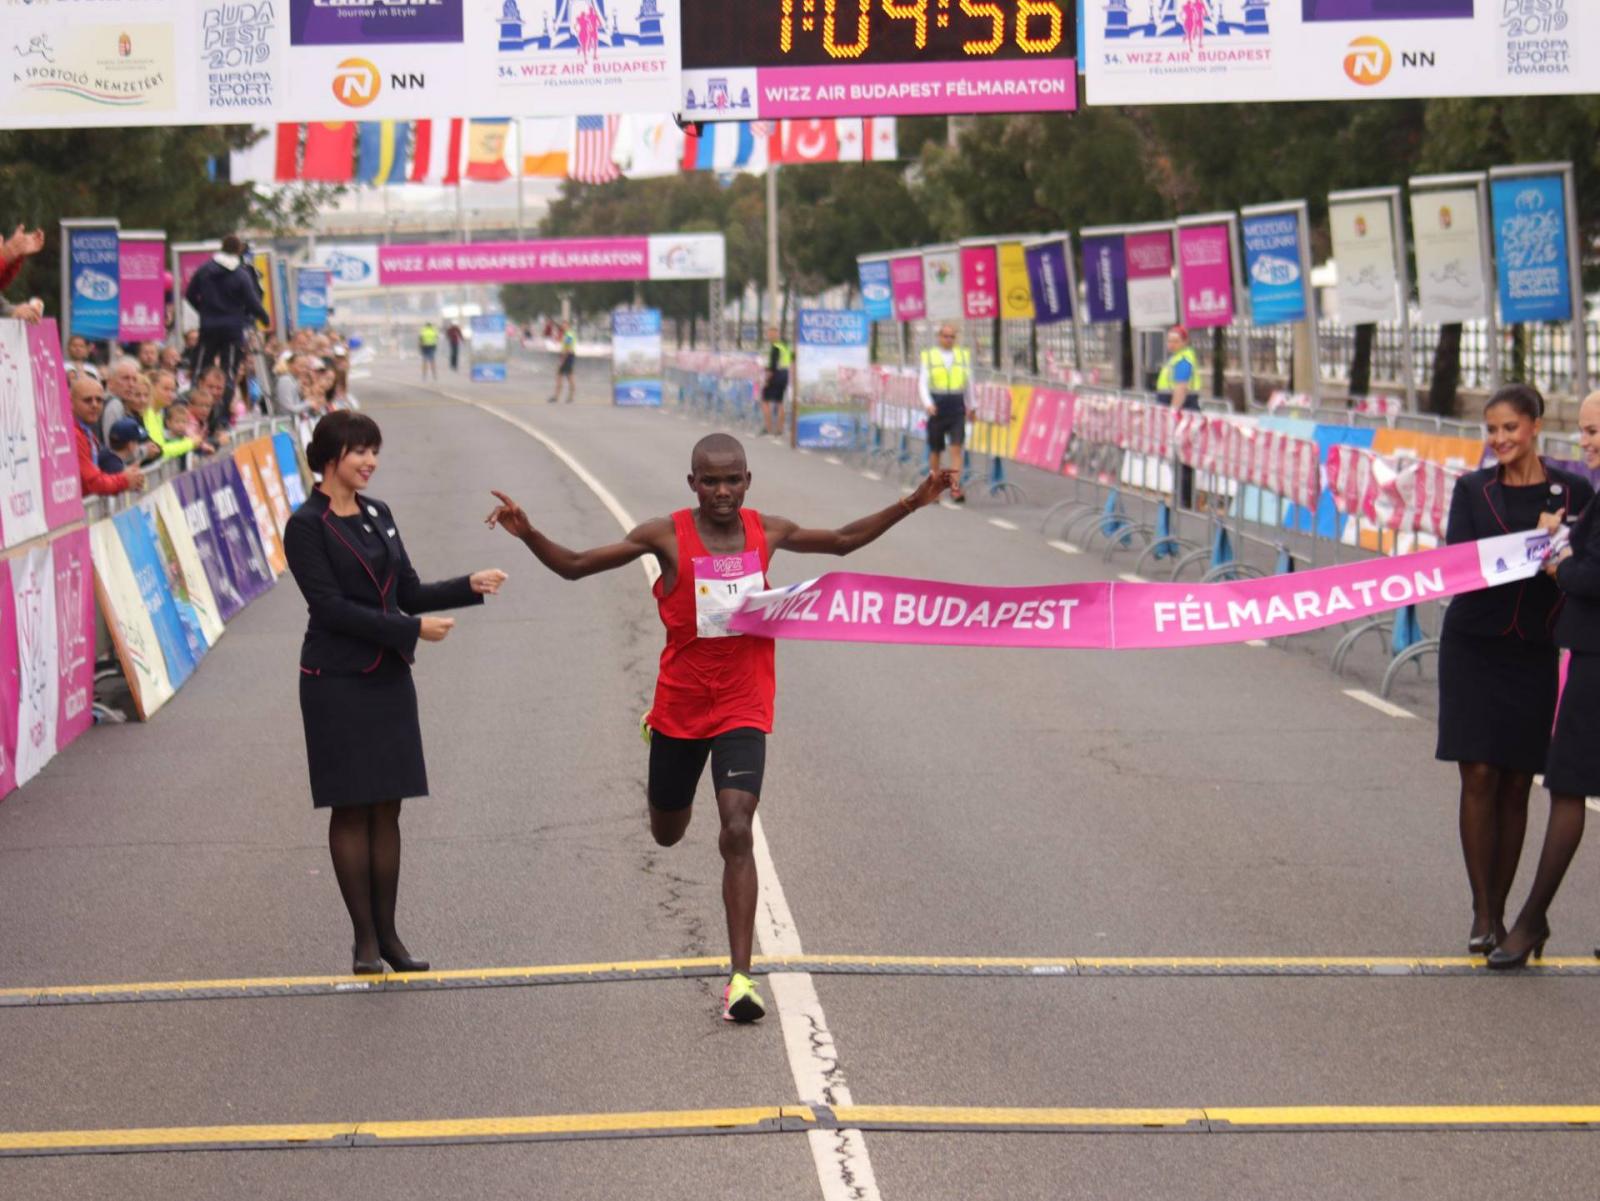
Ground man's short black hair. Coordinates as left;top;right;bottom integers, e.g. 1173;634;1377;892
221;234;243;256
306;410;382;474
690;433;746;472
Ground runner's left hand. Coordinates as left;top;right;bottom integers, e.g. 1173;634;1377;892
908;470;954;510
471;569;508;595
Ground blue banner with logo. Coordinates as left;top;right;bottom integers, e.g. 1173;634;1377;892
1241;210;1308;326
1024;239;1074;325
470;313;508;383
67;223;120;340
113;507;196;691
1491;174;1572;324
294;267;330;331
612;308;662;406
858;260;894;322
1081;235;1128;324
795;309;869;450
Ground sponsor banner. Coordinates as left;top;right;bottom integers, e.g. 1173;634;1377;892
290;0;463;46
1491;173;1572;325
889;256;926;322
135;503;207;666
2;21;177;121
52;527;95;755
959;244;999;320
0;323;50;550
647;233;724;281
0;561;16;798
200;0;284;117
66;223;120;341
10;545;58;788
920;246;963;322
1178;224;1234;329
172;467;247;622
274;431;309;510
1082;234;1128;324
27;322;85;534
293;266;331;331
1124;230;1177;329
378;238;669;286
612;308;663;407
207;459;275;604
858;259;894;323
150;484;226;647
1411;186;1491;324
253;249;279;334
1024;239;1074;326
1329;198;1400;325
244;438;293;538
118;235;167;342
313;243;381;289
89;518;174;721
1241;210;1308;326
231;447;287;576
1014;388;1077;471
114;506;198;692
730;529;1552;651
688;58;1076;120
997;242;1035;321
470;313;508;384
1085;2;1596;105
795;309;870;451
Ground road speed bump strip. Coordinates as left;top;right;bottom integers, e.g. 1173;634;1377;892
6;953;1600;1009
7;1105;1600;1157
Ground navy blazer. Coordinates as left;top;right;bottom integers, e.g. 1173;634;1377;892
1554;500;1600;653
283;489;481;674
1443;461;1594;642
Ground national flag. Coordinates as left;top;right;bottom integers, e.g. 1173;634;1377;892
521;117;571;178
571;115;620;185
409;119;433;182
836;119;866;162
356;122;410;185
384;121;410;183
679;122;767;173
302;122;356;182
466;118;514;182
273;123;300;182
866;117;898;161
611;114;684;179
441;117;464;185
772;119;839;164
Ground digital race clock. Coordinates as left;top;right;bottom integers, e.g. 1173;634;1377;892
679;0;1077;121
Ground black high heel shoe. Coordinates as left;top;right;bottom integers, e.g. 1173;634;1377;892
352;943;384;975
1468;930;1499;955
379;944;429;973
1486;926;1550;971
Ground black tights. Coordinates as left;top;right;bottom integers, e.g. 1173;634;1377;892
328;800;409;962
1500;792;1587;958
1457;763;1532;942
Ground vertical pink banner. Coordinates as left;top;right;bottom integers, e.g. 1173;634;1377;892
1014;391;1060;467
960;244;999;319
53;528;94;754
27;321;84;532
0;560;18;801
890;256;926;321
1042;389;1078;470
118;236;166;342
1178;224;1235;329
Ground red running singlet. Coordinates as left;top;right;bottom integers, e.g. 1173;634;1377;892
648;508;776;740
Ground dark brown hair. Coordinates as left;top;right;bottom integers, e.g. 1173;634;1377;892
306;410;382;474
1486;383;1544;422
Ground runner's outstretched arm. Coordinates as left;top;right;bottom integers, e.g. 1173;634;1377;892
484;490;671;580
764;470;953;556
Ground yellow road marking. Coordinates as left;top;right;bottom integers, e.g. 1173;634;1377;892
1208;1105;1600;1128
834;1106;1205;1128
358;1107;788;1141
0;1123;351;1152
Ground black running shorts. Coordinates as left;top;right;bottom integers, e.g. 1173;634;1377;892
926;395;966;452
647;727;766;811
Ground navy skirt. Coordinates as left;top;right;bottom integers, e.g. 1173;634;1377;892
1436;629;1559;773
1545;652;1600;796
299;653;429;808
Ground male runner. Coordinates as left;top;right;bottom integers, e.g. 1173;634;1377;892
486;435;950;1021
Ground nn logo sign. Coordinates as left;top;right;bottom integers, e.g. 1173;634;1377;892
1344;36;1437;86
332;58;426;108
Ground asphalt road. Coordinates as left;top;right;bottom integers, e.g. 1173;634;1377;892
2;355;1597;1199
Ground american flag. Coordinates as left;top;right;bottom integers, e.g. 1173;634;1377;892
572;115;620;184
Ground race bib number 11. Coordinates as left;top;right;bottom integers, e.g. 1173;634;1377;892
694;551;764;639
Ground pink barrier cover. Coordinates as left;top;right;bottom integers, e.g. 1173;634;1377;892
730;531;1546;650
53;528;93;753
378;239;650;286
890;256;926;321
960;244;999;319
0;560;16;798
28;322;84;531
1178;224;1235;329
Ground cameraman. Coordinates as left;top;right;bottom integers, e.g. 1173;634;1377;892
184;234;268;416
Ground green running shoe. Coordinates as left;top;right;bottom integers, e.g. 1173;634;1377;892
721;971;766;1023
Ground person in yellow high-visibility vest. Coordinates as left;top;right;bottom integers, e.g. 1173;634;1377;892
761;325;792;437
918;323;971;502
418;321;439;381
1157;324;1201;507
550;323;578;404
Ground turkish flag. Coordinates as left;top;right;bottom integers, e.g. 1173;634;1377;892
273;124;300;181
302;122;355;182
776;120;839;164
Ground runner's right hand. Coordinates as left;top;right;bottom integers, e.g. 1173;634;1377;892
419;616;455;643
484;491;534;540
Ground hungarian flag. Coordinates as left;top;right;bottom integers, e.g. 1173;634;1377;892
302;122;356;181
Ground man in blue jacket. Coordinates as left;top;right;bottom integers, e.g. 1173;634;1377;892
184;234;269;416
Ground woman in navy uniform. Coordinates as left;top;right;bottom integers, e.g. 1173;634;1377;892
284;412;506;975
1437;385;1591;956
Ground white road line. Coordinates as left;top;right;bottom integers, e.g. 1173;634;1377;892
442;387;879;1201
1343;689;1415;719
988;518;1019;531
1587;799;1600;814
861;471;882;481
824;455;843;466
798;448;812;456
1118;572;1145;584
1245;639;1269;648
1047;540;1081;555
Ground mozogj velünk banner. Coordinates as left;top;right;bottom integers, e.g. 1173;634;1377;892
65;223;120;341
729;529;1554;651
857;258;894;323
612;308;663;406
1241;209;1308;326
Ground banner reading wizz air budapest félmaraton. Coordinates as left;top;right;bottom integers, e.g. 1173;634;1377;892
730;529;1552;651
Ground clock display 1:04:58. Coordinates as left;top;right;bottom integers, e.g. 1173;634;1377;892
781;0;1067;59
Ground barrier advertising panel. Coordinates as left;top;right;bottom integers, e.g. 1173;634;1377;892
150;485;226;647
921;246;963;322
90;519;174;721
1177;224;1234;329
1024;239;1074;326
1490;172;1573;324
1081;235;1128;324
64;222;120;341
997;243;1035;321
795;309;870;451
890;256;926;322
172;467;246;623
959;244;1000;320
1124;230;1177;330
118;234;167;343
10;546;57;788
27;323;85;533
244;438;293;538
1412;186;1491;324
612;309;664;407
858;259;894;322
1241;209;1309;326
114;507;197;693
274;431;309;509
52;528;94;754
293;266;330;332
1330;196;1401;325
231;447;287;576
470;314;508;384
0;561;16;798
0;323;49;549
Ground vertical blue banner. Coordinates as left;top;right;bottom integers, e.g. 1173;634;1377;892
1081;235;1128;324
1491;174;1573;324
611;308;663;406
858;260;894;322
1241;210;1309;326
113;507;196;691
67;224;120;340
1024;240;1074;325
470;313;508;382
294;267;330;331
